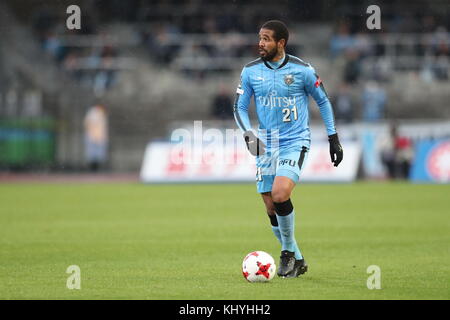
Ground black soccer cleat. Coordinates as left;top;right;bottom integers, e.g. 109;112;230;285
285;258;308;278
277;250;296;277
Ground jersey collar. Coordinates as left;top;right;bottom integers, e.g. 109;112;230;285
263;54;289;70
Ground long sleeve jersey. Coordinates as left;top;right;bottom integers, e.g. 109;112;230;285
233;54;336;149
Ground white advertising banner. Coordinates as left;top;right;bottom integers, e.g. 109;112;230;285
140;141;361;183
301;143;360;182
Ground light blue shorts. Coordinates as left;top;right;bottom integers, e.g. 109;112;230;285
256;144;309;194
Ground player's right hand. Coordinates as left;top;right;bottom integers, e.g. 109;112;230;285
243;130;266;156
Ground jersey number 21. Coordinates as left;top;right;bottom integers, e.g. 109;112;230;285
282;107;298;122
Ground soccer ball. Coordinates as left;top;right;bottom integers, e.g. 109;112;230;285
242;251;276;282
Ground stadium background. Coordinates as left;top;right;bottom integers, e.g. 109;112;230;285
0;0;449;300
0;0;449;178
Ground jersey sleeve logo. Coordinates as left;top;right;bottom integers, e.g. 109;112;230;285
236;83;244;95
314;73;328;97
284;74;294;86
314;74;322;88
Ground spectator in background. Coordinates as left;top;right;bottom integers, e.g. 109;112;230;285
63;51;82;82
430;26;449;57
146;23;181;64
353;32;372;58
430;26;450;81
395;133;414;179
433;55;449;81
362;81;386;122
343;49;361;84
211;85;233;120
42;31;64;62
83;104;108;171
381;123;414;179
369;57;392;83
94;45;118;95
333;83;354;123
329;22;355;59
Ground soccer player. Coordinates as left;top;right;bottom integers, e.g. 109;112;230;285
233;20;343;278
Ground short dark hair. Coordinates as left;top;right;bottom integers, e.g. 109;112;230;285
261;20;289;47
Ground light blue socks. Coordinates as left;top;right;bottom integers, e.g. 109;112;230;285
271;226;282;244
275;211;303;260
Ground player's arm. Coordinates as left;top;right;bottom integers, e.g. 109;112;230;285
233;68;265;156
304;65;343;167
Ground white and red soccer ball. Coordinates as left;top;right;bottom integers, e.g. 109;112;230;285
242;251;276;282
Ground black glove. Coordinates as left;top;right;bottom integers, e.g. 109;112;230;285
243;130;266;156
328;133;343;167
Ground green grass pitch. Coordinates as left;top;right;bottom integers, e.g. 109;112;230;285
0;182;448;300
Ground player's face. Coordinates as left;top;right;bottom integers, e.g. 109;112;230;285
258;28;280;61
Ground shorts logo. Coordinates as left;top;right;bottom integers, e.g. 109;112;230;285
279;159;296;167
284;74;294;86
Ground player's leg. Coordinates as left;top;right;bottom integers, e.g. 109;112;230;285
272;145;309;277
272;176;308;277
261;192;282;245
272;176;304;256
256;149;281;245
271;176;302;257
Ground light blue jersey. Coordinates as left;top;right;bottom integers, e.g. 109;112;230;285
234;54;336;149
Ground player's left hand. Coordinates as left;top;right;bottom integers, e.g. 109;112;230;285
328;133;343;167
243;130;266;156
